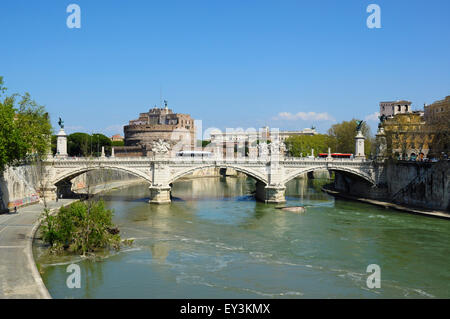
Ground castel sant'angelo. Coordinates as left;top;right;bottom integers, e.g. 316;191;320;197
114;101;196;157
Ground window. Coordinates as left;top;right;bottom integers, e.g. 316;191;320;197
405;105;408;111
397;105;401;111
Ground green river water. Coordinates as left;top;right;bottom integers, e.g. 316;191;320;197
34;176;450;298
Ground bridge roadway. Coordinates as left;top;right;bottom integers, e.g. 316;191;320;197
41;155;384;204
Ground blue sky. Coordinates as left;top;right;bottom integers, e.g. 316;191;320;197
1;0;449;137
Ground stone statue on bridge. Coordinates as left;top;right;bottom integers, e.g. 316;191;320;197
152;139;171;155
355;120;364;132
258;142;269;159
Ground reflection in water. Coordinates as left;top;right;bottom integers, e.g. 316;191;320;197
150;242;170;262
34;177;450;299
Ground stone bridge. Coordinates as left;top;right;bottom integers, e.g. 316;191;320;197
40;154;385;204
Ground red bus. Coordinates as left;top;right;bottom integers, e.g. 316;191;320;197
318;153;353;159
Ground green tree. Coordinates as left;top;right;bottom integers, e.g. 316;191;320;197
67;133;113;157
284;134;335;157
68;132;91;156
327;119;373;156
91;133;112;156
111;140;124;147
0;76;52;171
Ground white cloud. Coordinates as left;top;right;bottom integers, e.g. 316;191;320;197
273;111;335;121
365;112;380;122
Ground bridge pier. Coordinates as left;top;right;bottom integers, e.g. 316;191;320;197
149;185;171;204
255;181;286;204
40;185;57;202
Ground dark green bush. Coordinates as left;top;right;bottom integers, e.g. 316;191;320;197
41;200;121;255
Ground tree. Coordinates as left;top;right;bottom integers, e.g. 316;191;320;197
67;132;112;157
0;76;52;171
111;140;124;147
91;133;112;156
68;132;91;156
284;134;335;157
201;140;211;148
327;119;373;156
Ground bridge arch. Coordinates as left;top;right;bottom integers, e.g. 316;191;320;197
168;163;269;185
282;166;375;186
51;165;152;186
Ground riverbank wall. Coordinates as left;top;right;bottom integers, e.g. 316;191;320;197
333;161;449;212
0;165;40;212
0;166;143;212
385;160;449;211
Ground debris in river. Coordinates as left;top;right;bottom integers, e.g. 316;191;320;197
276;206;306;213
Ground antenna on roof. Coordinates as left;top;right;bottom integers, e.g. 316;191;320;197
159;84;162;108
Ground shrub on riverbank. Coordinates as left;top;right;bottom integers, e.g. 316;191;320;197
41;200;121;255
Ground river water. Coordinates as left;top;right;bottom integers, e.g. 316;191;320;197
34;176;450;298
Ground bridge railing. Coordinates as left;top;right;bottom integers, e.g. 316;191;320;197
46;155;371;164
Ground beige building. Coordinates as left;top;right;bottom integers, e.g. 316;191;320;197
278;127;318;141
424;95;450;157
424;95;450;124
208;126;317;157
379;100;412;118
381;111;430;159
111;134;124;142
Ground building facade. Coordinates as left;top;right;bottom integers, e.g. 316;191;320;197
278;127;318;141
208;127;317;157
381;111;430;159
379;100;412;118
111;134;124;142
378;95;450;159
424;96;450;157
424;95;450;124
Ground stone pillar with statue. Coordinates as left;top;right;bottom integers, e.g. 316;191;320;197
354;120;366;159
56;117;68;158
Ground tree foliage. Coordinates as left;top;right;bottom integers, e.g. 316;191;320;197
327;119;373;156
111;140;124;147
284;134;335;157
0;76;52;171
41;200;121;255
63;132;112;157
67;132;91;156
